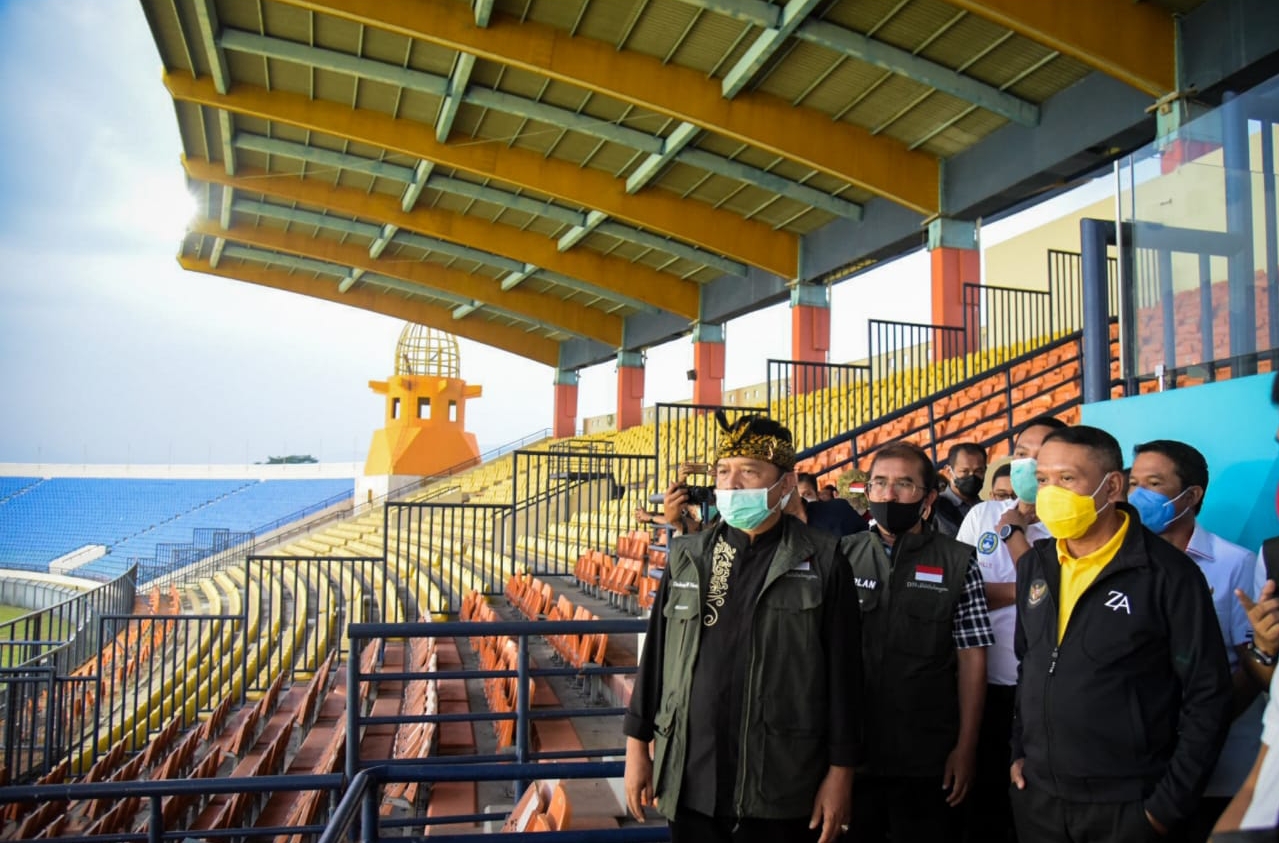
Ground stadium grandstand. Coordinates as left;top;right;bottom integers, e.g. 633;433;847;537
0;1;1277;842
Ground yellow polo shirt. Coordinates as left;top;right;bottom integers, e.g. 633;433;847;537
1057;512;1129;643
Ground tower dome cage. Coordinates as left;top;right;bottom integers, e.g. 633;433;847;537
395;324;460;379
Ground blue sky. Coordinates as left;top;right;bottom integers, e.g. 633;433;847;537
0;1;1105;467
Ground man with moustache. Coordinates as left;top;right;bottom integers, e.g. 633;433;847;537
843;442;993;842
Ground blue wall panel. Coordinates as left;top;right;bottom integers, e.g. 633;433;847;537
1082;373;1279;552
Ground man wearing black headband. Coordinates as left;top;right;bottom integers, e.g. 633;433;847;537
624;414;863;843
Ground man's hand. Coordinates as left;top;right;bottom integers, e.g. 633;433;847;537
808;765;853;843
1010;757;1026;790
942;744;976;806
624;737;654;822
1238;579;1279;655
663;480;690;531
997;506;1033;529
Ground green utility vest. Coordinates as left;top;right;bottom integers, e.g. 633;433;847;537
652;517;838;820
842;529;970;777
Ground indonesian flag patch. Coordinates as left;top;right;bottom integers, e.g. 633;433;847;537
914;565;944;584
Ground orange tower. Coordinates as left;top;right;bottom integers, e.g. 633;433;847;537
364;324;482;478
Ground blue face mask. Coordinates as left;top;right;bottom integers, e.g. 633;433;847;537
1128;486;1191;534
1010;458;1039;503
716;479;789;531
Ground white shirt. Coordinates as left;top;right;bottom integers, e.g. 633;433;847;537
1185;523;1261;797
1242;668;1279;829
956;499;1049;686
1255;542;1276;596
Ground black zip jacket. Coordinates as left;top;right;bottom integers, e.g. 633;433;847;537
1010;504;1232;830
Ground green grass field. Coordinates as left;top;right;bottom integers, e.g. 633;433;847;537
0;605;30;629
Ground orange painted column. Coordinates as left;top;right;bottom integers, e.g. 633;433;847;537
692;323;725;406
928;218;981;357
1155;101;1216;174
791;284;830;393
617;351;645;431
553;369;578;439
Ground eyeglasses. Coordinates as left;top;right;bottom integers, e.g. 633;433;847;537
990;491;1015;501
868;477;921;497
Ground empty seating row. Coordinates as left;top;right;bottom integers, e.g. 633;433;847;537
572;551;659;616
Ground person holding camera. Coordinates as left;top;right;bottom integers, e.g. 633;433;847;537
623;413;863;843
661;462;718;535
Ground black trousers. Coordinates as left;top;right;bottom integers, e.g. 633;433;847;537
965;682;1018;843
1010;783;1164;843
1183;796;1229;843
848;774;960;843
669;807;822;843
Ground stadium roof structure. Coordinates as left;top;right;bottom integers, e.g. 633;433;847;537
141;0;1275;370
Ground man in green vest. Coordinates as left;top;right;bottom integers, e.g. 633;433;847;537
843;441;993;843
623;413;862;843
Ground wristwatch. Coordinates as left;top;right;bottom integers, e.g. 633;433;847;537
998;524;1024;541
1248;641;1277;667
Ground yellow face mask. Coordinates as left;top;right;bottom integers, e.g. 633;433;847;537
1036;472;1115;540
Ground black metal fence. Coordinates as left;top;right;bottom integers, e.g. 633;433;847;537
0;567;136;781
244;556;383;688
868;318;969;418
137;527;254;588
801;331;1092;475
1047;248;1120;331
766;360;870;453
88;612;243;760
0;665;59;783
509;449;656;577
0;568;135;675
962;282;1055;369
383;504;513;616
653;403;766;488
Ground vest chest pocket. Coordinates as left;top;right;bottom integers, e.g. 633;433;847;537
892;588;953;656
663;589;701;621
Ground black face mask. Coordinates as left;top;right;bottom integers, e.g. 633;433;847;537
869;499;924;535
953;475;983;500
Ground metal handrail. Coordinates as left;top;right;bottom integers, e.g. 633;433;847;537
796;329;1087;459
321;763;670;843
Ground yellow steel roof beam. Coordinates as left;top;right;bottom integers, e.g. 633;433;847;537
187;218;625;346
164;72;796;279
182;156;700;320
945;0;1174;97
178;255;560;365
272;0;940;214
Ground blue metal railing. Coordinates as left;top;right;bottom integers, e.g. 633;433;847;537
0;773;343;843
322;763;670;843
347;618;646;779
0;615;658;842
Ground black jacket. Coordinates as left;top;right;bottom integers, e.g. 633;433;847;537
1010;504;1231;830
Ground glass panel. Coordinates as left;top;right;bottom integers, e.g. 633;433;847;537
1116;75;1279;389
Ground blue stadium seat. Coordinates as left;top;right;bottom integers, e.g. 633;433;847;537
0;478;352;577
